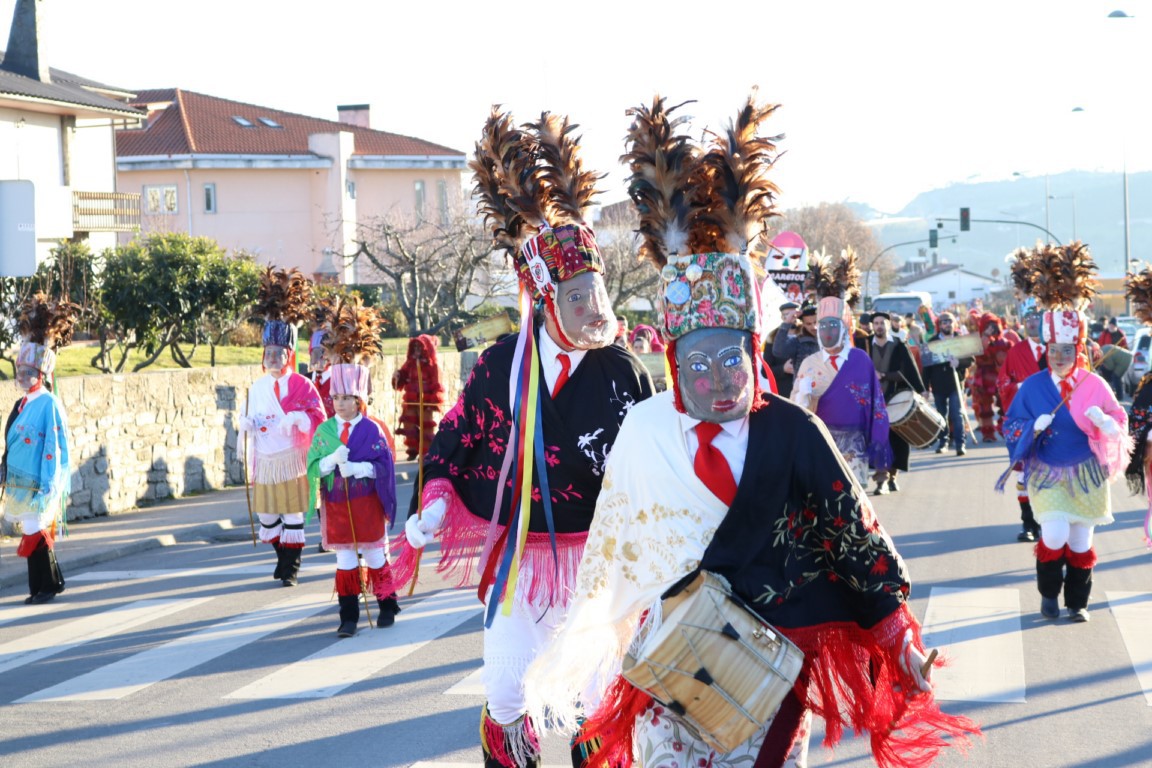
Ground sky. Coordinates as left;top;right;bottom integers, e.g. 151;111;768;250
6;0;1150;214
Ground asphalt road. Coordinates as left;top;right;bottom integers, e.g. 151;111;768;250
2;439;1152;767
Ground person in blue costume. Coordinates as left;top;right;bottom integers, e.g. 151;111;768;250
2;293;79;605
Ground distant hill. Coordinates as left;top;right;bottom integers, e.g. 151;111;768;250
866;170;1151;280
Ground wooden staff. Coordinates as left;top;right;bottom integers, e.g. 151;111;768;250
343;473;373;627
407;359;428;597
242;390;257;547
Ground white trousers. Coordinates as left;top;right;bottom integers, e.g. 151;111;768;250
1040;519;1094;553
334;548;386;569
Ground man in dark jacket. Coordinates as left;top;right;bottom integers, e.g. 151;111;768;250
764;301;800;397
866;311;926;493
921;312;973;456
771;301;820;397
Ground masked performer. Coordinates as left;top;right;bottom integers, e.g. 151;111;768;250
239;268;325;586
392;334;446;462
309;296;337;420
525;93;976;768
392;109;654;768
971;312;1013;442
997;243;1131;622
2;294;79;605
1125;267;1152;549
307;297;400;636
792;253;892;486
865;310;925;495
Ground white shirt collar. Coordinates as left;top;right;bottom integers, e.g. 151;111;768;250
538;329;587;374
22;387;46;404
678;410;749;441
339;412;364;428
822;348;845;364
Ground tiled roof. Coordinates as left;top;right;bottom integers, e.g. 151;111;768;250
115;89;465;158
0;52;142;116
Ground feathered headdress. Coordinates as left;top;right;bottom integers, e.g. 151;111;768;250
1029;241;1098;311
624;91;782;412
1006;247;1038;301
325;296;383;400
254;266;313;351
1129;267;1152;326
16;292;81;379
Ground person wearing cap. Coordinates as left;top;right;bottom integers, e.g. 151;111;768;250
764;300;800;396
525;94;975;768
393;108;654;768
239;268;326;587
998;308;1131;622
997;308;1047;542
922;311;973;455
771;301;819;396
866;311;925;494
853;311;873;351
307;299;400;637
971;312;1013;442
3;294;78;605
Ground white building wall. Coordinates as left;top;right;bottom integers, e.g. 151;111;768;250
902;270;1001;310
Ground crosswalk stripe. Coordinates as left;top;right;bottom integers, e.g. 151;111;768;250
17;593;330;702
0;599;209;677
921;586;1027;703
224;588;480;699
1106;591;1152;707
444;666;484;695
70;565;332;582
0;603;54;628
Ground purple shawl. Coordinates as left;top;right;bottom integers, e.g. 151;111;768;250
815;347;893;470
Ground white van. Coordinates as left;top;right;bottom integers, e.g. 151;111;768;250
869;292;932;319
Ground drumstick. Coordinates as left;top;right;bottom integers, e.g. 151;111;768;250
920;648;938;679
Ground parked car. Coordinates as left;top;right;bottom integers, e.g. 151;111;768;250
1123;327;1152;395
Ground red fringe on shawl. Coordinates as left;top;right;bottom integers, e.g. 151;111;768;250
1066;546;1098;569
580;603;979;768
390;478;588;606
1035;541;1066;563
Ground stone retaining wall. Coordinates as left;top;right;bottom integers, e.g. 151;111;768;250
0;352;473;523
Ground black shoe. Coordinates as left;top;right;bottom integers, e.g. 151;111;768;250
337;620;358;638
316;543;330;554
1068;608;1090;623
957;446;967;456
281;576;298;587
888;478;899;493
1017;529;1036;542
872;483;888;496
29;590;59;604
376;596;401;628
1041;597;1060;619
935;444;945;454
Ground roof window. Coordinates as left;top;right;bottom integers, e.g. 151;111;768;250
257;117;283;128
231;116;254;127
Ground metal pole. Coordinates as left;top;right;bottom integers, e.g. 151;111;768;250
1124;162;1132;316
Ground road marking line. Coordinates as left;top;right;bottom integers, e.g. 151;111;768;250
0;599;208;676
17;593;329;702
69;565;332;582
0;603;54;628
225;588;480;699
921;586;1026;703
444;666;484;695
1105;591;1152;707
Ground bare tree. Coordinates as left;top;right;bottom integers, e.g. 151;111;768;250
596;202;662;313
348;198;514;337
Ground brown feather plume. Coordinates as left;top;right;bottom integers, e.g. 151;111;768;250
253;267;313;323
1006;247;1038;300
324;296;384;365
696;91;782;255
530;111;603;226
1127;266;1152;325
806;250;841;299
470;107;541;254
1029;240;1098;310
17;292;80;351
620;96;704;268
834;248;862;308
311;292;339;328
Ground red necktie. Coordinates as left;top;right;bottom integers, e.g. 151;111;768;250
552;353;571;398
340;421;351;445
18;395;27;413
830;355;839;370
1059;374;1074;402
274;379;282;402
694;422;737;506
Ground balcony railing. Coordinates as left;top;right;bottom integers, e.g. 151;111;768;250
72;191;141;233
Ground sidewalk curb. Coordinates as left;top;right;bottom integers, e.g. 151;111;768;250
0;515;253;591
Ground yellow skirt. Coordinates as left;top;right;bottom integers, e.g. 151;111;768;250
252;476;310;516
1029;478;1113;527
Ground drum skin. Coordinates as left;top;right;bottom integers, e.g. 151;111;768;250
886;391;946;448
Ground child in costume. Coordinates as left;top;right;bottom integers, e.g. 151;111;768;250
307;297;400;636
239;267;325;586
2;293;78;604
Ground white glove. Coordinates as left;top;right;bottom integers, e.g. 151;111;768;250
898;629;933;694
339;460;376;479
1084;405;1105;424
1034;413;1054;433
317;445;349;475
278;411;309;436
239;415;260;433
798;378;814;395
405;498;447;548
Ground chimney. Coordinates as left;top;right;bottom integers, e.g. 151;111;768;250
2;0;50;82
337;104;370;129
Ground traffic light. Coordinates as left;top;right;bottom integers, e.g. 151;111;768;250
960;207;971;231
929;228;938;248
